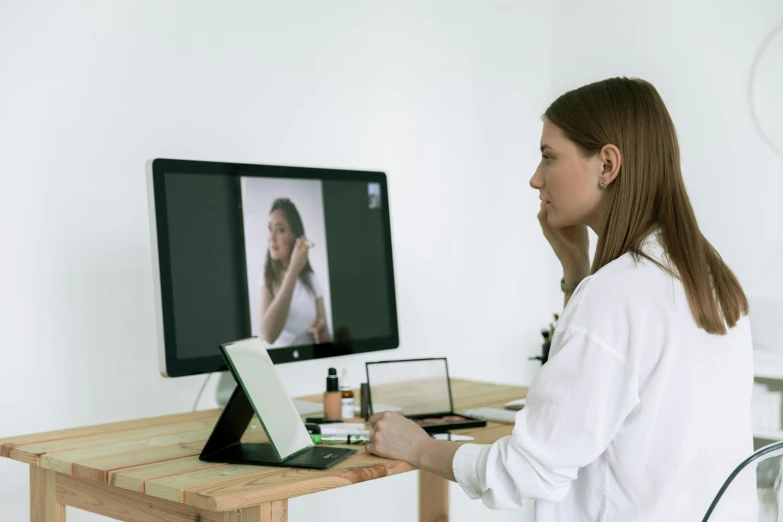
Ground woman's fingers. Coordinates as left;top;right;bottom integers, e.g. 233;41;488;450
369;411;391;427
296;237;315;249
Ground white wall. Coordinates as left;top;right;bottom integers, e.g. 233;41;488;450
0;1;552;521
550;0;783;301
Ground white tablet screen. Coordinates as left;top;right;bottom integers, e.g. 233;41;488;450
221;338;313;460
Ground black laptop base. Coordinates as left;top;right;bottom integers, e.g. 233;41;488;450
199;385;355;469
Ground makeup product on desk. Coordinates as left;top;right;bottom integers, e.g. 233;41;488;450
306;422;369;444
431;433;475;441
365;358;487;433
304;422;370;436
306;416;364;425
504;398;526;411
323;368;341;420
312;434;369;445
340;370;355;419
317;423;370;437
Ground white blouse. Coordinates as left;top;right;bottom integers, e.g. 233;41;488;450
453;232;755;521
260;272;323;348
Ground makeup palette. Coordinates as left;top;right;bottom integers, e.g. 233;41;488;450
365;358;487;433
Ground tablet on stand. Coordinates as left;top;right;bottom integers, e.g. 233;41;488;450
200;337;356;469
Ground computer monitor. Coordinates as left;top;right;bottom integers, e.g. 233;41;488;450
146;158;399;380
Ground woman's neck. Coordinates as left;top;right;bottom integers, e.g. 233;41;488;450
586;199;609;237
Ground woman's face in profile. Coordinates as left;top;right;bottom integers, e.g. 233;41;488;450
530;119;604;228
268;209;293;261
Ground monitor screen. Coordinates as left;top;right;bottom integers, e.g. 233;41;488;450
148;158;399;377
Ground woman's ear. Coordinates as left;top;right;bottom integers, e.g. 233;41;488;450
599;144;622;185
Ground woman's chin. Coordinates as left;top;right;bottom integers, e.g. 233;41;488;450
546;212;563;228
547;213;574;229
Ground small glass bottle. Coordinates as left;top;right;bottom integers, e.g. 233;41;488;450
340;369;355;419
323;368;341;420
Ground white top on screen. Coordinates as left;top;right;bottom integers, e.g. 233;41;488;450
259;273;323;348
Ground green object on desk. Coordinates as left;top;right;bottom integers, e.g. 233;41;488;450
311;434;368;444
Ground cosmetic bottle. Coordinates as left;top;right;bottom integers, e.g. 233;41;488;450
324;368;341;420
340;370;355;419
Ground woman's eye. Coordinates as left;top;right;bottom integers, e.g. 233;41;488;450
542;154;552;164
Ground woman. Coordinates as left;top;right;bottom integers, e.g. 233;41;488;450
259;198;331;347
367;78;755;520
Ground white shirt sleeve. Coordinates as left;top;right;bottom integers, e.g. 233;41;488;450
452;320;640;509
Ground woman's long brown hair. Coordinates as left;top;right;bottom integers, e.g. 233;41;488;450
545;77;748;334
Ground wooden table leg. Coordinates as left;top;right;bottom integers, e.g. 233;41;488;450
419;470;448;522
30;466;66;522
224;501;287;522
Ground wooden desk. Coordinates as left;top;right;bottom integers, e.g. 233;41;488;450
1;379;526;522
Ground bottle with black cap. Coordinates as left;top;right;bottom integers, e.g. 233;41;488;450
323;368;341;420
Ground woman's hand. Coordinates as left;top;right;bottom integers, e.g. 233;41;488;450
309;319;331;344
537;203;590;280
288;237;312;276
366;411;432;466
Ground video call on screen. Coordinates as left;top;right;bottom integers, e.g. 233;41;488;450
161;171;393;360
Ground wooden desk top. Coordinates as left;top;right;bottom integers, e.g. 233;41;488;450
0;379;526;513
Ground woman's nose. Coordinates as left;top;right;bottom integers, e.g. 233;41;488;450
529;168;543;189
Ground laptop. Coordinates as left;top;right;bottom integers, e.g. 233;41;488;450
199;337;355;469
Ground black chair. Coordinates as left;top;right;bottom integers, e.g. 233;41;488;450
703;440;783;521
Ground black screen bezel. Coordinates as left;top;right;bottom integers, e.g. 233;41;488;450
151;158;399;376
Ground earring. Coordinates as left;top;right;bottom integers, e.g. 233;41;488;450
599;180;608;189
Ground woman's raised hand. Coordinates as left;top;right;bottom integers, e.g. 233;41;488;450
537;203;590;280
288;237;312;275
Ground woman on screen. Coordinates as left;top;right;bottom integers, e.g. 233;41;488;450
259;198;332;347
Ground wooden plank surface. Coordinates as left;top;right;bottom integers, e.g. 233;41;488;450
0;409;220;458
10;417;219;467
146;461;282;503
184;451;413;511
108;455;225;493
4;379;527;513
41;430;214;479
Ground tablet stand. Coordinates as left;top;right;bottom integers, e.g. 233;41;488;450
199;384;356;469
200;384;283;465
